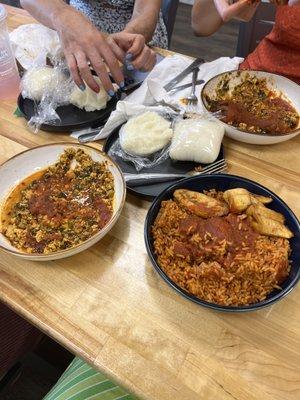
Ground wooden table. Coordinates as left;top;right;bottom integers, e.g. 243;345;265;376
1;5;300;400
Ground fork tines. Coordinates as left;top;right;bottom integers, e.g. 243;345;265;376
191;159;227;176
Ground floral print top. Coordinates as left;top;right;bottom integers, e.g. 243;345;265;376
70;0;168;49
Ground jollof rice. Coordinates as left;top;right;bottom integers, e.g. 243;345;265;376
152;197;291;306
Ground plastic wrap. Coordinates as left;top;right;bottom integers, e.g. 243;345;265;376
169;115;225;164
10;24;62;70
108;111;175;171
21;64;74;132
108;139;171;172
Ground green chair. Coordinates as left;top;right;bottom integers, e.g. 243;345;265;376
43;357;139;400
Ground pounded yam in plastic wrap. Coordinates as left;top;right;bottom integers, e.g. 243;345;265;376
169;118;224;164
120;111;173;156
22;67;67;101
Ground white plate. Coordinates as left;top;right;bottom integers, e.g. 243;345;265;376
201;70;300;145
0;143;126;261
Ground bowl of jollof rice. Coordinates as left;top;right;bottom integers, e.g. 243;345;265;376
145;174;300;312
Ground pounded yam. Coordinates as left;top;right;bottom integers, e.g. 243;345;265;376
70;77;113;112
120;112;173;156
169;119;224;164
22;67;67;101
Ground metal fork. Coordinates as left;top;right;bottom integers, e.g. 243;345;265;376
183;67;199;109
168;79;205;95
151;100;183;114
125;158;227;187
77;126;105;143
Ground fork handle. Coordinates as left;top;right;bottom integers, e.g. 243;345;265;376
125;173;185;187
191;68;199;97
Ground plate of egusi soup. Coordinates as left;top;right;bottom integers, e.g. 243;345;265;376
0;143;126;261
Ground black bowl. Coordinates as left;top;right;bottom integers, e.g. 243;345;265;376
144;174;300;312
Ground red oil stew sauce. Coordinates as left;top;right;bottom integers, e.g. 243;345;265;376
0;148;114;254
205;75;299;134
174;213;258;261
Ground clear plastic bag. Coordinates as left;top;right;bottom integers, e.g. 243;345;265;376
108;111;175;172
169;114;225;164
10;23;62;70
20;63;75;132
108;139;171;172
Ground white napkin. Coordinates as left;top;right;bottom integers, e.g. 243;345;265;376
71;54;244;141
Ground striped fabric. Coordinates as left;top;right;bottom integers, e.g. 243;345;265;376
43;357;139;400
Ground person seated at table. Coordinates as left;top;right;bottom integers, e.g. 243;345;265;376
43;356;139;400
191;0;300;84
20;0;167;94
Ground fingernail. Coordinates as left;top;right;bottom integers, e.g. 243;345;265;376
108;89;115;97
125;53;133;61
79;83;86;91
119;81;126;92
126;64;134;71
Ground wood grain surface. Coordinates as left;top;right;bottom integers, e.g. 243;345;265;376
1;5;300;400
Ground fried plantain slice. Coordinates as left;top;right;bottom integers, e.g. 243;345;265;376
250;193;273;205
249;214;293;239
246;203;285;224
223;188;252;213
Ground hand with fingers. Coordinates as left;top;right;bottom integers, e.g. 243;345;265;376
107;32;157;72
55;8;124;95
213;0;261;22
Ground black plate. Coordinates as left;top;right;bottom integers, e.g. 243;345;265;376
103;125;225;201
17;92;120;132
145;174;300;312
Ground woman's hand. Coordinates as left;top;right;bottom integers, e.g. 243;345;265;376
213;0;260;22
55;8;124;94
107;32;157;72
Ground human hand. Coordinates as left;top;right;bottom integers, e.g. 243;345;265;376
55;8;124;94
107;32;157;72
213;0;260;22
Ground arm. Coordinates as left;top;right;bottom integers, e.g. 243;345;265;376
20;0;67;30
192;0;260;37
20;0;123;93
192;0;223;36
124;0;162;43
106;0;161;71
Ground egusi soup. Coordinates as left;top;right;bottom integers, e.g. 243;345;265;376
1;148;114;254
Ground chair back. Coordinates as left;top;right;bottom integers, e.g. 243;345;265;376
161;0;180;47
236;2;276;58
